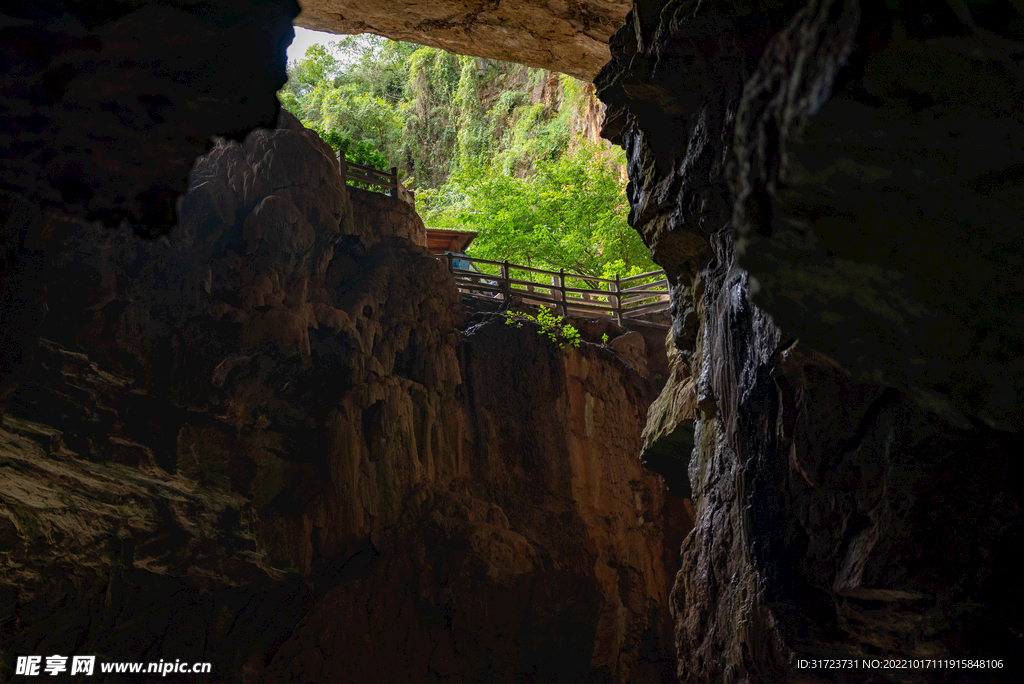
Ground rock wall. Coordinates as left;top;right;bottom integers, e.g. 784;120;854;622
0;111;684;684
598;1;1024;681
295;0;632;81
0;0;298;230
348;186;428;249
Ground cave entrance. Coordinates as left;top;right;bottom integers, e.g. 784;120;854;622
277;27;671;328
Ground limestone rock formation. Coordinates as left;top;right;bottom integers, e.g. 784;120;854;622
731;0;1024;433
349;186;428;249
295;0;632;81
598;1;1024;681
639;333;697;499
1;111;683;683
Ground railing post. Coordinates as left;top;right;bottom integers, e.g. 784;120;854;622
390;166;399;198
501;260;510;302
558;268;566;317
613;273;623;326
339;155;349;186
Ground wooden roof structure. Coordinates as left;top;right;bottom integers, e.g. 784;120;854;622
426;228;477;255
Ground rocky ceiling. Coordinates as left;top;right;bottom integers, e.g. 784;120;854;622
294;0;632;81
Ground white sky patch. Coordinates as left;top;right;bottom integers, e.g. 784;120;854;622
286;26;341;64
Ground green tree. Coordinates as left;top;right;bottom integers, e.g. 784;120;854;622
281;37;409;170
279;44;341;125
420;144;654;279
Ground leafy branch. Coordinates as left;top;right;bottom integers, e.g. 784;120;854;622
503;308;581;349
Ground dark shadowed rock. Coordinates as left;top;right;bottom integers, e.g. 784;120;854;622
0;0;299;420
733;0;1024;431
0;0;299;231
599;1;1024;681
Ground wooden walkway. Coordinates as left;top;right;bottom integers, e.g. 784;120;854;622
333;155;668;326
439;253;670;326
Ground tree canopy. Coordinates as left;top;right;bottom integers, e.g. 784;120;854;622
419;147;648;279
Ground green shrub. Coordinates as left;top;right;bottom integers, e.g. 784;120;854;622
503;308;581;349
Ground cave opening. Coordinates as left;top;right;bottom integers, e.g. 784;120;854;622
3;1;1024;682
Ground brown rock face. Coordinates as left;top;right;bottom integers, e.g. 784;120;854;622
294;0;632;81
349;186;428;249
599;1;1024;681
261;323;678;683
1;112;682;683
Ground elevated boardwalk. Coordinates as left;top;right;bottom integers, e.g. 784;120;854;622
334;157;671;329
438;254;670;328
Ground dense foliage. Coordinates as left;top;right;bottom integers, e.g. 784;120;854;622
418;148;646;279
279;35;656;278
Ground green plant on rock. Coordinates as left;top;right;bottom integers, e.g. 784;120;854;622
503;308;581;349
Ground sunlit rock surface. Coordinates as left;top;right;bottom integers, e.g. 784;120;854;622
1;111;685;683
295;0;632;81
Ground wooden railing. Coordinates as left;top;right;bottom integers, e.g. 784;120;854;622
439;253;670;325
338;155;415;207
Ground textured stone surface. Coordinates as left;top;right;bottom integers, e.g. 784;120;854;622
598;1;1024;681
259;321;679;684
1;112;683;683
295;0;632;81
349;186;428;248
733;0;1024;432
596;0;803;286
640;331;697;498
600;0;1024;431
672;236;1023;682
